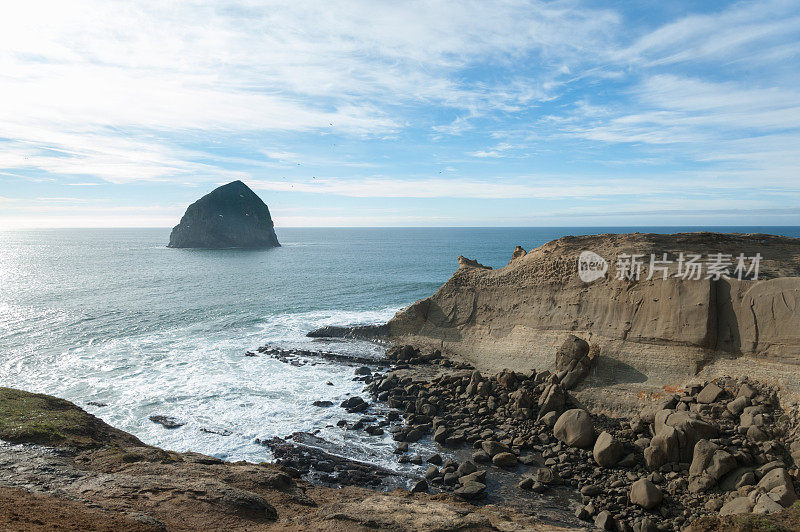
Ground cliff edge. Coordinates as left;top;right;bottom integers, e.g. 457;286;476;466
386;232;800;411
168;180;280;249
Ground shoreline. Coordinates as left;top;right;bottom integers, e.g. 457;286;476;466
1;338;799;530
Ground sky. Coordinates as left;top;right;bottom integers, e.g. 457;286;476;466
1;0;799;228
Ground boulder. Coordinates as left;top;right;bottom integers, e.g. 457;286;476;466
168;180;280;249
537;383;566;420
492;452;517;468
594;510;617;531
593;431;624;467
753;493;784;514
696;383;723;404
481;440;510;457
453;481;486;499
629;479;662;510
689;439;737;482
719;496;754;516
757;468;797;507
553;409;595;448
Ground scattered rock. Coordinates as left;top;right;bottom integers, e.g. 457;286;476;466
149;415;184;429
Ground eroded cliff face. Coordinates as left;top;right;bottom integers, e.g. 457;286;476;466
386;233;800;410
168;180;280;249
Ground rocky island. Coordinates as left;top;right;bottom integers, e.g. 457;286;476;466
168;180;280;249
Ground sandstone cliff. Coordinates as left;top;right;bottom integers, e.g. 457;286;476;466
386;232;800;411
168;180;280;249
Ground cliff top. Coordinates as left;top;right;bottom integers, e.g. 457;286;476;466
457;232;800;284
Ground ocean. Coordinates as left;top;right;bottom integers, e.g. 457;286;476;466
1;226;799;470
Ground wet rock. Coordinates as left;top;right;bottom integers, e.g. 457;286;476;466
456;461;477;477
410;480;428;494
340;396;368;413
472;450;491;463
405;428;425;443
518;476;534;490
426;454;442;465
312;400;334;407
425;465;439;480
149;415;184;429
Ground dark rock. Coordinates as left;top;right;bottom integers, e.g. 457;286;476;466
307;324;390;339
453;481;486;499
149;415;184;429
492;452;517;468
340;396;368;413
312;400;334;407
168;180;280;249
426;454;442;465
594;510;617;530
411;479;428;493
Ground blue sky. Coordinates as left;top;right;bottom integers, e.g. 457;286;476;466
1;0;799;228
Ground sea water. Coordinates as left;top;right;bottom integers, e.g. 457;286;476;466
1;227;798;469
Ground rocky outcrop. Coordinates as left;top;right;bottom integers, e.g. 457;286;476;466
168;180;280;249
385;232;800;410
0;387;559;531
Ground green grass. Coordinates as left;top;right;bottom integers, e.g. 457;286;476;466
0;387;140;448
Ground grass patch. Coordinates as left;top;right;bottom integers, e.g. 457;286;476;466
0;387;141;449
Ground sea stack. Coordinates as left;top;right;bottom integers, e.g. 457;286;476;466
168;180;280;249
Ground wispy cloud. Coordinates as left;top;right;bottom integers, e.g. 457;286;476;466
1;0;799;227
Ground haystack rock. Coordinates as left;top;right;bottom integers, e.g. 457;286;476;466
384;232;800;412
168;180;280;249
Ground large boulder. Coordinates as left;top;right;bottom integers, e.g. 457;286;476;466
719;496;754;516
168;180;280;249
689;439;736;482
553;409;595;448
593;431;624;467
757;468;797;507
629;479;662;510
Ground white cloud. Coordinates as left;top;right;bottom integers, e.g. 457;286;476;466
0;0;622;184
617;0;800;67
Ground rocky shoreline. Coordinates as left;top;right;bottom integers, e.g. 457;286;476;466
1;337;799;530
261;337;800;531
